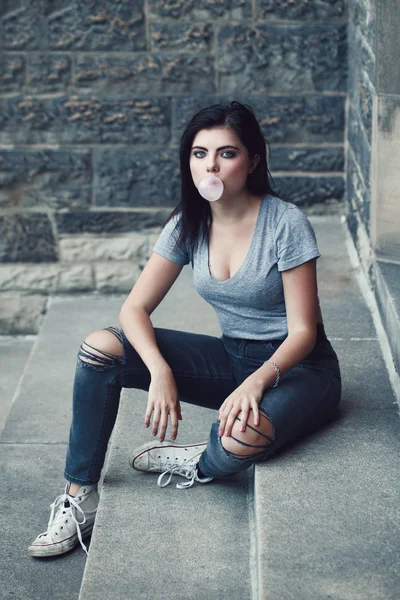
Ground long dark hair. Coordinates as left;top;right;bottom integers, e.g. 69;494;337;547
163;101;278;260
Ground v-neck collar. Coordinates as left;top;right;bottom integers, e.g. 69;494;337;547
206;196;264;284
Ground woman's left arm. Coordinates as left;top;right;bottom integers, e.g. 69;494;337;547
218;259;319;436
253;257;319;388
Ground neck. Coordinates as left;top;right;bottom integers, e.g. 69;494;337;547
209;192;261;226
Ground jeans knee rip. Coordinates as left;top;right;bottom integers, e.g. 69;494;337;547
220;409;276;461
78;339;127;372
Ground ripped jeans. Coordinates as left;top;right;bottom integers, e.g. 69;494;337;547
64;323;341;485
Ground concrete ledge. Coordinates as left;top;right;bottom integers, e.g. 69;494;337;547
254;408;400;600
374;259;400;374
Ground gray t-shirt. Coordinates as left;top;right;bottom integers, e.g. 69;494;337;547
152;194;321;340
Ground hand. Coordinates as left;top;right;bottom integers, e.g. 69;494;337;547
144;370;182;442
218;376;264;437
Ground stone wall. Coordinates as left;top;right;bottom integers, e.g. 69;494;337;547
0;0;347;333
346;0;400;372
346;0;376;277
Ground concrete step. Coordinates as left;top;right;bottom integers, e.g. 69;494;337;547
254;219;400;600
0;295;125;600
78;267;254;600
0;336;34;434
80;217;400;600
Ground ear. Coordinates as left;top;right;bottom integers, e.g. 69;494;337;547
248;154;260;174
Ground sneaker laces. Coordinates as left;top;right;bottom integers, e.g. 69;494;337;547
45;492;89;555
157;464;199;489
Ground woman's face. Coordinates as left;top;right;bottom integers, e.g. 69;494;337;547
189;126;257;199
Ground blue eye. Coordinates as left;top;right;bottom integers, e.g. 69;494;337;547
192;150;236;158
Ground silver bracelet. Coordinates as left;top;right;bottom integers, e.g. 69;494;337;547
264;360;280;387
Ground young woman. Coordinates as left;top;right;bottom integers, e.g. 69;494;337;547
29;101;341;557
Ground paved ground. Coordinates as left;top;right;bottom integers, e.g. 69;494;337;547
1;216;399;600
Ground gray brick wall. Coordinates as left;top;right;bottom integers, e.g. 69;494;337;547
0;0;347;333
346;0;375;252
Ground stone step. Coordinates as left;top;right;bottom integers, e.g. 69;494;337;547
0;295;126;600
79;217;400;600
78;267;254;600
253;219;400;599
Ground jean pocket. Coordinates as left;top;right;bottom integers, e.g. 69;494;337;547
262;340;283;353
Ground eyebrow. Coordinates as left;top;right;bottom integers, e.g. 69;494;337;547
191;145;240;151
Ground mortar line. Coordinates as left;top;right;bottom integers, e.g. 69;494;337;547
344;228;400;406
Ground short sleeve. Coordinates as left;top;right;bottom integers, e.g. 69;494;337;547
275;207;321;272
152;214;190;266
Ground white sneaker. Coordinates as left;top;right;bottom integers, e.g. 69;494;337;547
28;482;99;557
130;440;213;489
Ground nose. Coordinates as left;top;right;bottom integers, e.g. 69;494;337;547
206;157;219;173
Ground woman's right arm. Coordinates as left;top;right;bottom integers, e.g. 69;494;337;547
119;252;185;441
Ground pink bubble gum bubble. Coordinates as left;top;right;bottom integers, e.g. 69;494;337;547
198;175;224;202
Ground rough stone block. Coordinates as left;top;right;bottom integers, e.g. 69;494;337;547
28;53;72;92
258;0;346;20
218;23;347;93
0;96;171;145
348;20;375;90
0;54;26;92
100;98;171;144
171;95;224;143
74;54;215;95
348;26;374;144
148;0;251;20
347;105;371;189
173;95;345;144
0;2;44;50
151;22;213;52
0;264;60;292
0;294;47;335
346;152;370;235
0;96;59;145
46;0;146;51
59;234;148;262
94;148;179;207
270;147;344;172
56;210;170;234
95;262;141;292
359;73;374;143
58;264;94;291
0;262;94;293
0;213;57;263
273;176;345;208
350;0;376;59
0;149;92;210
0;96;170;144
